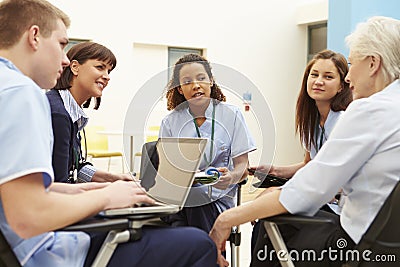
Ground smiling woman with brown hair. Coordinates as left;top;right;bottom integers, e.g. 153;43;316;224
47;41;132;184
255;49;352;180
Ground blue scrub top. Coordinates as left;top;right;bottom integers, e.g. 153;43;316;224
0;57;90;266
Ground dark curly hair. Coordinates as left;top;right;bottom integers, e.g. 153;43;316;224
166;53;226;111
296;49;353;150
53;41;116;110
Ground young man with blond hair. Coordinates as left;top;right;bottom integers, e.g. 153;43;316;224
0;0;216;266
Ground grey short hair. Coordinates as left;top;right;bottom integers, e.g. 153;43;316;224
346;16;400;83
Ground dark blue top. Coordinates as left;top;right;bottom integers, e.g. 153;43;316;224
46;89;90;183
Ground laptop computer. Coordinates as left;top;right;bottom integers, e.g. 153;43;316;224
99;137;207;216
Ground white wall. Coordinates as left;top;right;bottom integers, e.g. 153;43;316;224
49;0;328;168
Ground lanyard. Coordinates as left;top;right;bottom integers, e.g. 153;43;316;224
67;147;79;183
318;125;325;151
315;118;326;153
68;128;88;183
191;102;215;166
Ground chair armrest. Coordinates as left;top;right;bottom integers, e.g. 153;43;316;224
258;214;335;267
62;217;130;232
260;214;335;225
238;177;248;186
60;214;172;267
62;212;173;232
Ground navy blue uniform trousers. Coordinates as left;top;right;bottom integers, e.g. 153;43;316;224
160;186;225;267
84;226;217;267
161;184;222;233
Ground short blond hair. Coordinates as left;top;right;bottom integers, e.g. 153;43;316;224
0;0;70;49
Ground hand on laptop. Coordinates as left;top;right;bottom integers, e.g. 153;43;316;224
101;180;155;210
91;170;135;183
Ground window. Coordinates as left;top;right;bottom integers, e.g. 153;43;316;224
168;47;203;79
65;38;91;52
168;47;203;68
307;23;327;62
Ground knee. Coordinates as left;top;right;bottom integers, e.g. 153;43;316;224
188;227;217;257
195;227;216;248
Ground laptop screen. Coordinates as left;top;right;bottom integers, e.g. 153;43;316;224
139;137;207;206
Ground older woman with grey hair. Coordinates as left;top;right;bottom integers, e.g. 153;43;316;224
210;16;400;267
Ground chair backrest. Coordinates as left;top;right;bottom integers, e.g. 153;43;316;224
139;141;159;191
347;181;400;267
84;125;109;151
0;229;21;267
145;125;160;143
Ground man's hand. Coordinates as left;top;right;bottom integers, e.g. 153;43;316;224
101;180;155;210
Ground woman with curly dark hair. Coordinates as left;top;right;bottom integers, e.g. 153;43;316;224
160;53;256;234
165;54;226;111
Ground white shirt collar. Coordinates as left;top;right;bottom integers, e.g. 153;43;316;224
59;90;89;131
